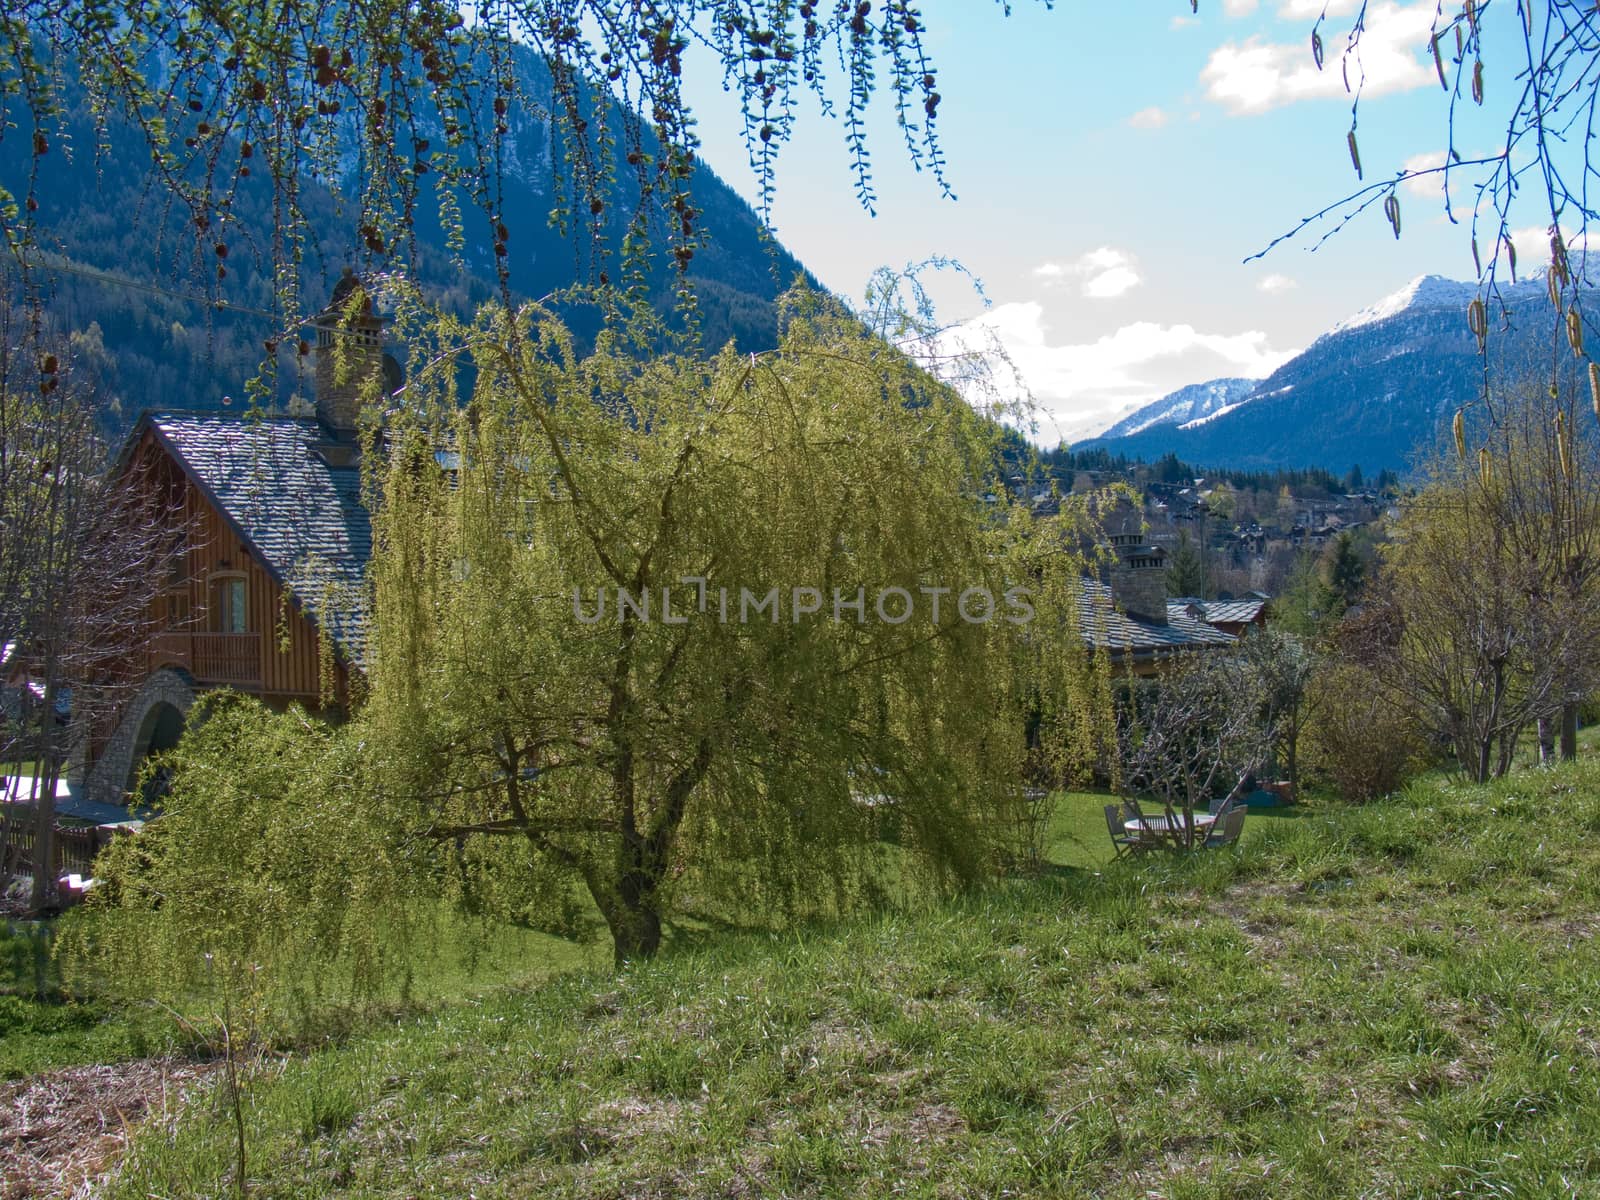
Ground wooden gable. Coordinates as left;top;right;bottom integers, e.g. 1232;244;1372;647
126;426;348;704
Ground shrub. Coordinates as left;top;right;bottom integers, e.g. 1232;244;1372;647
1305;660;1424;803
59;693;422;1031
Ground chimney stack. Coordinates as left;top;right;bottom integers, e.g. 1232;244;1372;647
1104;503;1169;625
313;267;385;439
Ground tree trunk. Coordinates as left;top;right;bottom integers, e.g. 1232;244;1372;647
1495;731;1515;779
1474;737;1492;785
605;903;662;965
586;826;669;965
1285;721;1300;803
28;676;60;914
1537;714;1556;764
1561;700;1579;761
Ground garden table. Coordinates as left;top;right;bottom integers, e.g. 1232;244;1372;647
1123;812;1217;836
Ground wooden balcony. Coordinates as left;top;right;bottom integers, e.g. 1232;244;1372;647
150;632;262;687
192;633;261;685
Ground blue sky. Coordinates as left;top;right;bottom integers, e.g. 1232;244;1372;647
681;0;1542;445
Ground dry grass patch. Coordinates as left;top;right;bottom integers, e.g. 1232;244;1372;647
0;1055;217;1200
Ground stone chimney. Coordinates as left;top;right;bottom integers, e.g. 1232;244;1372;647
313;267;386;439
1104;503;1169;625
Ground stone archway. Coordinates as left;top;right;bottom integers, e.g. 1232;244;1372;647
79;669;197;806
127;700;186;802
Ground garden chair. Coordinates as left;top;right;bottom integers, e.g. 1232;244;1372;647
1121;798;1165;847
1104;805;1144;859
1205;807;1246;848
1208;794;1236;816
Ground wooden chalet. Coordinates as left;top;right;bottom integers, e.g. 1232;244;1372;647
75;270;388;803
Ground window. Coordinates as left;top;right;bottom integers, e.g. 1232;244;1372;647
164;551;191;589
163;591;191;629
210;574;247;634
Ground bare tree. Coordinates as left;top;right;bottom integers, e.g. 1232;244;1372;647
1363;380;1600;782
1488;386;1600;762
1116;651;1275;848
1235;626;1318;801
0;303;179;912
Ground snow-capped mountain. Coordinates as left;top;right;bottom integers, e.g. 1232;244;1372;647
1076;271;1595;474
1097;377;1261;440
1324;274;1480;337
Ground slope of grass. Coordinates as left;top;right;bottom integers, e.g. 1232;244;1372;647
106;757;1600;1198
4;795;1115;1084
0;907;606;1081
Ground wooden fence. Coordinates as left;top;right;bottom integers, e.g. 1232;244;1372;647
1;807;105;881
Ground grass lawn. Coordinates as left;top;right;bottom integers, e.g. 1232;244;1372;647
1045;787;1307;871
0;785;1234;1083
0;908;607;1081
0;921;186;1078
92;753;1600;1198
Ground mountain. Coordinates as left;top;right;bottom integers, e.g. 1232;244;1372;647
1097;377;1260;440
2;43;814;435
1077;273;1593;475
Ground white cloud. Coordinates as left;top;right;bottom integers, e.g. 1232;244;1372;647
1258;273;1298;293
1400;151;1449;197
1170;14;1200;30
1202;2;1436;115
941;302;1297;441
1277;0;1361;17
1498;224;1594;273
1032;247;1144;299
1224;0;1260;14
1128;106;1170;129
1504;225;1549;267
1084;265;1142;299
1076;248;1142;298
1077;247;1126;272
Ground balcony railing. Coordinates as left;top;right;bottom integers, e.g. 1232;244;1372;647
191;633;261;685
151;632;262;686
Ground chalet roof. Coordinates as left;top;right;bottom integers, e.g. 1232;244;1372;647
1079;580;1236;657
142;413;371;659
1200;599;1267;625
1169;597;1268;627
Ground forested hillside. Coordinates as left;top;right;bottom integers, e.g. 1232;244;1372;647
3;40;813;438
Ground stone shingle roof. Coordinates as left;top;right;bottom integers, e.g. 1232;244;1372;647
1079;580;1235;657
1196;599;1267;626
1168;597;1268;627
146;413;370;659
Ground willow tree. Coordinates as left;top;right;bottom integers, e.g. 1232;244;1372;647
365;293;1104;962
